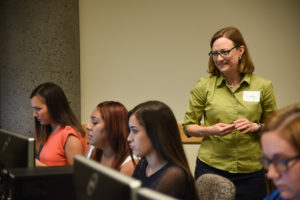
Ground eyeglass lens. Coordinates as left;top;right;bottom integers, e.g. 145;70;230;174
261;155;300;172
209;47;236;58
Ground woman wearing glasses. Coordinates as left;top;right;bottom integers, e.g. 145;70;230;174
261;103;300;200
183;26;277;200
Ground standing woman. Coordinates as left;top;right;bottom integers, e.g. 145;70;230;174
86;101;136;176
183;27;277;200
128;101;198;200
261;103;300;200
30;82;87;166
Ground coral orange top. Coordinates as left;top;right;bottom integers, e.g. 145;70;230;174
39;126;87;166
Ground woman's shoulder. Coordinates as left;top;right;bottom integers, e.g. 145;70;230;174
59;126;87;149
246;74;274;92
121;155;134;167
192;76;218;92
61;125;76;132
60;126;81;137
151;162;186;180
196;76;217;84
154;163;195;200
164;163;185;175
250;73;273;84
120;155;136;176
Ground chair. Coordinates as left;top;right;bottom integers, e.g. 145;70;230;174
195;173;236;200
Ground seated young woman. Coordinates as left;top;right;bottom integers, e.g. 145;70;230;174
30;82;87;166
127;100;198;200
261;103;300;200
86;101;136;176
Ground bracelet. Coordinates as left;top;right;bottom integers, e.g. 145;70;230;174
199;126;204;137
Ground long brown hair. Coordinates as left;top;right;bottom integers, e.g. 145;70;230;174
262;103;300;153
90;101;130;170
128;100;198;200
208;26;255;76
30;82;85;149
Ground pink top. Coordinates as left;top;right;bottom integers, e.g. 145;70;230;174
39;126;87;166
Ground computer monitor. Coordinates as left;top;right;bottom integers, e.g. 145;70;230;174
3;166;75;200
73;155;141;200
136;188;179;200
0;129;35;170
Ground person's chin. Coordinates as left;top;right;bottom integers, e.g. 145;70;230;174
278;187;294;199
132;150;141;157
217;66;229;73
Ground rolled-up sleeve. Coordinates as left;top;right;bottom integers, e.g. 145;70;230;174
183;79;207;135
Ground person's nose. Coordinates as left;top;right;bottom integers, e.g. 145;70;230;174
127;131;133;142
33;110;38;118
86;123;92;132
216;54;224;61
267;164;280;180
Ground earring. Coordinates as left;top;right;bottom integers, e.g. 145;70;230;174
239;56;242;61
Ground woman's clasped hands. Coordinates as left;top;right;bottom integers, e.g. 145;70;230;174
210;118;259;136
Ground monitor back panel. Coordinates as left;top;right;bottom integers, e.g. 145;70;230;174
0;129;35;169
4;166;75;200
74;155;141;200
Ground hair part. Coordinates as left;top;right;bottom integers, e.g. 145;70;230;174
208;26;255;76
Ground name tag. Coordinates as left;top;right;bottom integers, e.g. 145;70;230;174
243;91;260;102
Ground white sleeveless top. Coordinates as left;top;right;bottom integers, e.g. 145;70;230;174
86;145;138;168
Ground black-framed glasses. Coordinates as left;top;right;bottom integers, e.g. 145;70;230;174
208;46;236;58
260;155;300;172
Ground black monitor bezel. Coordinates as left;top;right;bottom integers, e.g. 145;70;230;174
0;129;35;169
74;155;141;200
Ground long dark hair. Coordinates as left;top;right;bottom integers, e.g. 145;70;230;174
30;82;85;148
128;100;197;199
91;101;131;170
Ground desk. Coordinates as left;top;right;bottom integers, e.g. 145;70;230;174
178;123;202;174
178;123;202;144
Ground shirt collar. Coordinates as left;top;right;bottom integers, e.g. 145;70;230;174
216;73;251;87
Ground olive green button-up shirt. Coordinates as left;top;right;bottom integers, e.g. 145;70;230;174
183;73;276;173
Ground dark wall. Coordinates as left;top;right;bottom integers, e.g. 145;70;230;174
0;0;81;137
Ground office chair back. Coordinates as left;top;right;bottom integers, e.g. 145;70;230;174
196;173;236;200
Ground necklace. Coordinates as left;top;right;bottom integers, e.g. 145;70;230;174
229;83;234;88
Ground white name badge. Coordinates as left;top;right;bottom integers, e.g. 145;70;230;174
243;91;260;102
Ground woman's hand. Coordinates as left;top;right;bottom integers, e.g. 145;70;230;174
187;123;234;137
207;123;235;136
35;158;47;167
234;118;259;134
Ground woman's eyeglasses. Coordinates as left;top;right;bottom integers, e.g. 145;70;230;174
208;46;236;58
260;155;300;172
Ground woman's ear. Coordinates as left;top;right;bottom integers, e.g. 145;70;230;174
238;45;245;57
